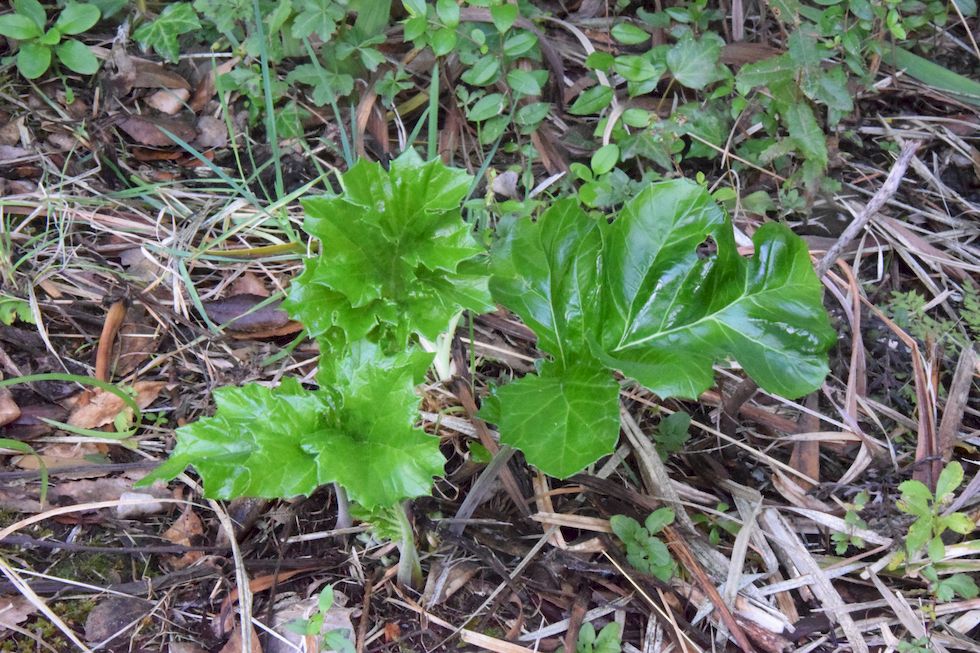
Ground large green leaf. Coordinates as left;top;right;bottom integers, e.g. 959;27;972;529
141;355;445;508
489;198;602;366
487;179;835;478
139;378;325;499
485;362;621;478
284;150;495;351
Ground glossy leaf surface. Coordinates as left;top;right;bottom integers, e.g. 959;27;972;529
285;150;494;351
488;179;834;478
141;356;444;508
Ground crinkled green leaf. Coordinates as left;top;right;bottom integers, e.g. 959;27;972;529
141;353;445;508
132;2;201;63
610;513;676;581
488;178;834;478
138;377;327;498
285;150;494;351
301;348;444;508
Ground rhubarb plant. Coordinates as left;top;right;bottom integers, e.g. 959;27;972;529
483;179;836;477
141;153;493;565
142;154;835;584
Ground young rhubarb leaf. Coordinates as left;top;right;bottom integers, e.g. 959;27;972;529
284;150;495;352
138;377;326;498
140;354;445;508
487;178;834;478
594;179;834;400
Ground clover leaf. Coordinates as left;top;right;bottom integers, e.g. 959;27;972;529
488;178;834;478
284;150;495;352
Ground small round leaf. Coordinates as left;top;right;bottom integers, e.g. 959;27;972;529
55;2;100;35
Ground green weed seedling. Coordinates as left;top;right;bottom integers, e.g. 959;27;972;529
0;0;100;79
284;585;355;653
692;502;740;547
831;491;870;555
894;462;978;602
559;622;622;653
610;508;677;582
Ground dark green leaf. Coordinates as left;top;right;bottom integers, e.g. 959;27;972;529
611;22;649;45
489;3;518;32
506;69;543;96
593;180;834;399
568;85;613;115
503;30;536;57
784;101;827;165
489;179;833;478
735;54;795;94
591;143;619;175
468;92;506;122
132;2;201;63
666;32;724;90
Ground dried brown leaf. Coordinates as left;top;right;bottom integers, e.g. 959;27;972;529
203;294;290;333
0;596;38;631
0;388;20;427
147;88;191;115
67;381;165;430
162;507;205;569
117;116;197;147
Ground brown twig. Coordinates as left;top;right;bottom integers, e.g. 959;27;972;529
94;298;128;383
815;140;921;278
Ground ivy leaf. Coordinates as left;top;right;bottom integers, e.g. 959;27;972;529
488;179;834;478
140;351;445;508
284;150;494;351
735;53;795;94
133;2;201;63
666;32;724;90
784;101;828;166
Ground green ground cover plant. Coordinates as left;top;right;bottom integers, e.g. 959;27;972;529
0;0;100;79
139;151;836;584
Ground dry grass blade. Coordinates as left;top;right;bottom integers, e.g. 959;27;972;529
760;508;870;653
